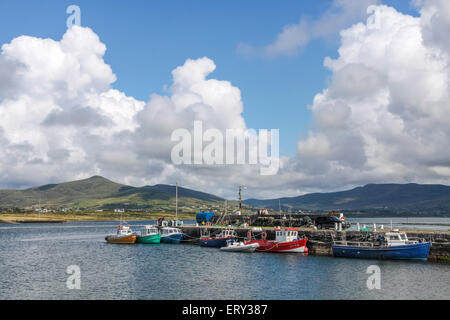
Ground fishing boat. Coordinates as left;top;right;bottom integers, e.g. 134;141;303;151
220;239;259;253
161;227;184;243
200;228;237;247
159;182;184;244
105;224;137;244
244;228;308;253
332;229;431;260
136;225;161;244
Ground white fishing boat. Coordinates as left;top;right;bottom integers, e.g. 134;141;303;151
220;239;259;253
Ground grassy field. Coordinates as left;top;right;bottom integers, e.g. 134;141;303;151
0;211;197;223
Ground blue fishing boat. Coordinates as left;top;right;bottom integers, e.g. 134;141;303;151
161;227;184;243
159;182;184;244
332;230;431;260
200;228;237;247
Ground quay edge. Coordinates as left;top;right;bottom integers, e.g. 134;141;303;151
180;226;450;262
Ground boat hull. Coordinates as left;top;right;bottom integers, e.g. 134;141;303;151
245;238;308;253
220;243;259;253
105;234;137;244
332;242;431;260
136;234;161;244
161;233;184;244
200;237;236;247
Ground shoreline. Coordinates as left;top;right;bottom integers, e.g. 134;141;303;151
0;212;197;224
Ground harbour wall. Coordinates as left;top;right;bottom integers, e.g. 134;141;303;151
180;226;450;262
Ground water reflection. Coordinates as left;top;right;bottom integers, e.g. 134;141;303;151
0;222;449;300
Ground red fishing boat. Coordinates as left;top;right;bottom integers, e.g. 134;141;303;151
244;228;308;253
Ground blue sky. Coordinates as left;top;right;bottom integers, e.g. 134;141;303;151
0;0;419;157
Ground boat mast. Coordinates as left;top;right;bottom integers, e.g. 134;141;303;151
279;200;284;228
239;186;242;210
225;199;228;226
176;182;178;221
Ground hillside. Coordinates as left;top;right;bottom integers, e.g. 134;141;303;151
2;178;450;216
244;183;450;216
0;176;224;210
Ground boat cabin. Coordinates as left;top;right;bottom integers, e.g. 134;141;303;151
161;227;182;236
141;225;159;236
117;224;133;236
216;229;236;239
384;230;417;247
274;228;299;243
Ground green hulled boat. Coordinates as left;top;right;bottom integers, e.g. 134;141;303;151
136;225;161;244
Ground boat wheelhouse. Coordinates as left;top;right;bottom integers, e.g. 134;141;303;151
161;227;184;244
136;225;161;244
200;228;237;247
332;229;431;260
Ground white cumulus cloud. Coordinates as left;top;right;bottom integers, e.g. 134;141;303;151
2;0;450;200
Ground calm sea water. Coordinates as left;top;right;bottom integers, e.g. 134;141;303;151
0;220;449;300
346;217;450;231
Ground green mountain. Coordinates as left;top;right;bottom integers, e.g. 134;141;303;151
244;183;450;216
3;178;450;216
0;176;224;210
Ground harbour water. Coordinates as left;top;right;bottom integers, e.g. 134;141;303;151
0;220;449;300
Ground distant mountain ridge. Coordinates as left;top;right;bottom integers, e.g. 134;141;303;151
1;177;450;216
0;176;223;209
244;183;450;216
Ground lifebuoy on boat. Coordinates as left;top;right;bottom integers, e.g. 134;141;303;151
262;232;267;240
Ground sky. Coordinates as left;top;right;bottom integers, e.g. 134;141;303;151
0;0;449;199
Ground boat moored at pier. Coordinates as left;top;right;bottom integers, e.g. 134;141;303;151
332;229;431;260
244;228;308;253
105;224;137;244
136;225;161;244
200;228;237;247
220;239;259;253
161;227;184;243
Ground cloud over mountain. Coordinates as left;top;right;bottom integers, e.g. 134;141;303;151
295;1;450;190
1;0;450;200
0;26;249;193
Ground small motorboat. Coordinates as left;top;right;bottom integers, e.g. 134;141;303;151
245;228;308;253
161;227;184;244
332;229;431;260
105;224;137;244
200;228;237;247
136;225;161;244
220;239;259;253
